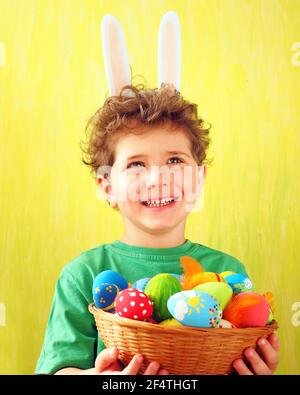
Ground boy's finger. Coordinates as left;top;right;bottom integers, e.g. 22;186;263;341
257;337;279;372
233;359;253;375
95;347;119;373
158;368;169;375
267;333;280;352
143;361;161;375
121;354;144;375
243;348;271;375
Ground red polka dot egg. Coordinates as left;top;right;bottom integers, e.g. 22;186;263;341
115;288;154;321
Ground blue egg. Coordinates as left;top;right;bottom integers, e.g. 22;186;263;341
167;290;222;328
225;273;253;294
132;277;151;291
93;282;119;311
93;270;128;291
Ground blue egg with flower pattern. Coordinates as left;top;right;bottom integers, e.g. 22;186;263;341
93;282;119;312
167;290;222;328
225;273;253;294
93;270;128;291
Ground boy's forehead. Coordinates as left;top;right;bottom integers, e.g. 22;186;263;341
114;124;192;159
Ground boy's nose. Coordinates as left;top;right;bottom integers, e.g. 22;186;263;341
143;166;171;199
145;166;167;187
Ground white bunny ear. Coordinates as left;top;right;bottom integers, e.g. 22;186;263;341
101;14;132;96
157;11;181;92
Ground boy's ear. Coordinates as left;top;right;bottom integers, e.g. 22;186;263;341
96;175;119;210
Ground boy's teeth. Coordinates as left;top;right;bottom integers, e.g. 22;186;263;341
144;198;175;207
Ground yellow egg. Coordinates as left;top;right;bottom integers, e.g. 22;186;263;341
185;272;226;289
159;318;183;327
219;271;235;278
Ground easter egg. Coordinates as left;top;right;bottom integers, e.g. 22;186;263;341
223;292;270;328
115;288;153;321
167;290;222;328
183;272;226;290
225;273;253;294
131;278;151;291
159;318;183;327
170;273;182;282
219;271;235;279
93;283;119;312
193;282;233;310
93;270;128;291
144;273;182;322
217;319;236;328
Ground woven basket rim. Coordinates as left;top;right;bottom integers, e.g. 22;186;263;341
88;303;279;335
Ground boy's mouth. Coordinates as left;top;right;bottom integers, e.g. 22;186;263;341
141;197;178;209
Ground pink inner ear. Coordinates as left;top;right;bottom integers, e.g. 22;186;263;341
107;21;127;96
162;22;177;87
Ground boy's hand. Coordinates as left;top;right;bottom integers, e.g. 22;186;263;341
233;333;280;375
94;346;169;375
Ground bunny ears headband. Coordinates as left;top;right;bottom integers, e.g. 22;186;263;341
101;11;181;97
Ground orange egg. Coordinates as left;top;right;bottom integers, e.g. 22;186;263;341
223;292;270;328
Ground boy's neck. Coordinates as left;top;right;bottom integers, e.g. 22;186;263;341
120;224;187;249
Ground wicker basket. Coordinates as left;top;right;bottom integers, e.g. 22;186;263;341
89;304;278;375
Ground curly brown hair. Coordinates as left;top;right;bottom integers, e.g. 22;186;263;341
81;83;211;180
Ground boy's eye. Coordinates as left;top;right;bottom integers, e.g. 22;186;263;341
127;161;144;168
168;157;183;164
127;157;183;169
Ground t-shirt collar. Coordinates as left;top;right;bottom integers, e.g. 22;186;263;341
110;239;194;257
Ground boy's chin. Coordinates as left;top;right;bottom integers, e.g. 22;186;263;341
139;221;177;233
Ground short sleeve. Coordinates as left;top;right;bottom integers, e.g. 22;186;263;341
35;268;97;374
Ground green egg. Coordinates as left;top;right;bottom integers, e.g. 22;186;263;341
144;273;182;322
193;282;233;310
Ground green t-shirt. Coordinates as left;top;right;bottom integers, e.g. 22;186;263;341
35;239;248;374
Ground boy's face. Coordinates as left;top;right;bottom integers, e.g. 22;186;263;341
98;123;205;233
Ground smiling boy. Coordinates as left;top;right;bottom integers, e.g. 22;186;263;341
35;84;279;375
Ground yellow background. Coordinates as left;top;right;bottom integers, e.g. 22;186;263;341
0;0;299;374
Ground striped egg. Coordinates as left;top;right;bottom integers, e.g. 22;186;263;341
144;273;182;322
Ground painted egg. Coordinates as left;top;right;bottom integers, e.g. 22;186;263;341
93;270;128;291
144;273;182;322
217;319;236;328
115;288;153;321
184;272;226;290
93;283;119;312
223;292;270;328
131;278;151;291
219;271;235;279
159;318;183;327
167;290;222;328
170;273;182;282
193;282;233;310
225;273;253;294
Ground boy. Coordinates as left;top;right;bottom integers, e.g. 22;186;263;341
35;84;279;375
